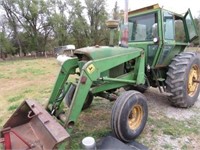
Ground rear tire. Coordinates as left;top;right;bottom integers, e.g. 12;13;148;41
82;92;93;110
166;52;200;108
131;84;148;93
124;83;148;93
111;90;148;142
64;84;93;110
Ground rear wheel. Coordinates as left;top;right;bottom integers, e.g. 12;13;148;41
64;84;93;110
111;90;148;142
166;52;200;107
131;84;148;93
81;92;93;110
124;83;148;93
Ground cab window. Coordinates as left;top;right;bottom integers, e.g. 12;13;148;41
163;11;174;40
128;13;158;41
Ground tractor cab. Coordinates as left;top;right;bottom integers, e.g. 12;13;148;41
125;4;198;68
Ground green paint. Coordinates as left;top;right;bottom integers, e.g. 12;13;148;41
46;4;198;141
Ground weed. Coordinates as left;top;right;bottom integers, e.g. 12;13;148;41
150;116;199;137
8;95;24;102
8;104;19;111
23;89;33;94
16;68;46;76
0;73;5;79
31;69;46;75
39;87;52;94
181;144;188;150
162;143;173;149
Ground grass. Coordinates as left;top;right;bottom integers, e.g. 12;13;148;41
0;58;59;125
0;73;9;79
136;113;200;149
8;104;19;111
0;57;200;149
16;68;46;76
162;144;174;149
0;58;56;80
152;116;199;136
8;95;24;102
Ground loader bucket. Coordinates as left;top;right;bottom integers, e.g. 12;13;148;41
0;100;70;150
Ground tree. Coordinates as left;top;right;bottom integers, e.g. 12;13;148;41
0;0;115;58
112;1;120;20
0;22;16;59
193;18;199;46
111;1;120;45
1;0;22;56
1;0;53;56
85;0;108;45
66;0;89;48
195;13;200;46
49;0;69;46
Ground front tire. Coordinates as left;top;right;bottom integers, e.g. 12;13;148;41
166;52;200;108
111;90;148;142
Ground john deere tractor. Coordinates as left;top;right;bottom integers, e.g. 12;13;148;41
1;4;200;149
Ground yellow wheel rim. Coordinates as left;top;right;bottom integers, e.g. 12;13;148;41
187;64;200;96
128;105;143;130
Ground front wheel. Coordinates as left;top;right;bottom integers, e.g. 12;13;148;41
111;90;148;142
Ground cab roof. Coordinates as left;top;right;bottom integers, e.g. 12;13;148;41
128;4;160;15
128;4;185;18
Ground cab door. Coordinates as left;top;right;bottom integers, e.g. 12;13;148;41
184;9;198;42
155;10;175;67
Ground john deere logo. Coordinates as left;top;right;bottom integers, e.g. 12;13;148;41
87;64;95;74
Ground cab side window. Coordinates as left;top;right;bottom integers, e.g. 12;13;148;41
174;16;186;42
163;11;174;40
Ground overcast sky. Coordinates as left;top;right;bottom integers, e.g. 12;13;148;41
106;0;200;18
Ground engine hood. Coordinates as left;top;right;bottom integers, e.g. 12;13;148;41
74;46;142;60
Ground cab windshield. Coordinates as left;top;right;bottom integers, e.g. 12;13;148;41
128;13;158;42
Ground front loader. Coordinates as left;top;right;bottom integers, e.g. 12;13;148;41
1;4;200;149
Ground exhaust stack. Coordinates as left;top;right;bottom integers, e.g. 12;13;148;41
106;20;119;46
121;0;129;47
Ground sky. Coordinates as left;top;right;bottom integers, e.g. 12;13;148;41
106;0;200;18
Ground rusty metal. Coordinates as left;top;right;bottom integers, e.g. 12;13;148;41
1;128;11;149
1;100;70;150
11;130;32;148
193;79;200;83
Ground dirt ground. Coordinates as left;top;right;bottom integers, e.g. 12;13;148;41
137;52;200;149
142;88;200;149
74;86;200;149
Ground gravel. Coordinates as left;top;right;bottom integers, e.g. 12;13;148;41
142;87;200;149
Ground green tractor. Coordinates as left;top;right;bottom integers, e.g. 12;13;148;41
1;4;200;149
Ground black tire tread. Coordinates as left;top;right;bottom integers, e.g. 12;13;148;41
111;90;148;142
166;52;200;107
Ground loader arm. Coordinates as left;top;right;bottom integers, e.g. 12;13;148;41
46;49;145;133
47;58;79;114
